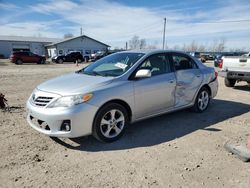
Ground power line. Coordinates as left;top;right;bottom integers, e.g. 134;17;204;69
197;19;250;23
167;19;250;24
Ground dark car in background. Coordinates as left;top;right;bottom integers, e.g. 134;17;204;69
10;52;46;64
52;51;84;64
90;51;107;61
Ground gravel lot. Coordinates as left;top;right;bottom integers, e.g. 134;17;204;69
0;60;250;188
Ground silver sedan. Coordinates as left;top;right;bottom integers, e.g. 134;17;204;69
26;50;218;142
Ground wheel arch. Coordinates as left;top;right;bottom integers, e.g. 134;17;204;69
94;99;132;123
192;83;212;105
201;84;212;97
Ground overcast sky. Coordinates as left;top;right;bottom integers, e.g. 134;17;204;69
0;0;250;50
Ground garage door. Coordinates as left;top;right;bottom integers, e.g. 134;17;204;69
12;44;30;52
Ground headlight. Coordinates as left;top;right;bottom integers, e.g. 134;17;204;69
47;93;93;108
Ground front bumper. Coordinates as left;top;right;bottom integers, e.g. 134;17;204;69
26;101;98;138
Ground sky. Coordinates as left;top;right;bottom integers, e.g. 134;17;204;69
0;0;250;50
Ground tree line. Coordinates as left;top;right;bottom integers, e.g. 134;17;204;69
127;35;246;52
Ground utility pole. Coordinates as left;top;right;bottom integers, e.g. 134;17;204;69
162;17;166;49
125;42;128;50
80;27;83;36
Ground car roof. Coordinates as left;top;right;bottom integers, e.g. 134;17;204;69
117;49;190;56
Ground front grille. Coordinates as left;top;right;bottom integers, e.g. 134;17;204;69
33;96;53;107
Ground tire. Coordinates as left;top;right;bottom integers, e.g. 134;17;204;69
84;56;89;62
192;87;210;113
40;59;45;64
58;59;63;64
224;78;236;87
15;59;23;65
37;59;45;64
93;103;129;142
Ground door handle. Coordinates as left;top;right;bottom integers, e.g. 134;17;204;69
196;74;201;78
169;80;174;83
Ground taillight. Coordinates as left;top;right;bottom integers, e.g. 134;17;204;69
215;71;218;78
219;59;223;68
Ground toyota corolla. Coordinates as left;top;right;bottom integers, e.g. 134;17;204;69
26;50;218;142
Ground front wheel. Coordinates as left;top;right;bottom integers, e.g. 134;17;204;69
93;103;128;142
84;56;89;62
58;59;63;64
192;87;210;113
224;78;236;87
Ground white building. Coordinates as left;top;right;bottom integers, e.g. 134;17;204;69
0;36;59;58
46;35;110;58
0;35;110;58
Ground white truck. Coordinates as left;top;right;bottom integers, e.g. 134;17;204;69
220;53;250;87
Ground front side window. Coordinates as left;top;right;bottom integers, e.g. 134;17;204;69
172;54;198;70
138;54;171;76
79;52;144;77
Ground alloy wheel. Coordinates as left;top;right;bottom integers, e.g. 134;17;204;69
100;109;125;138
198;90;209;111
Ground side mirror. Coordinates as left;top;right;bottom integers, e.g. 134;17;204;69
135;69;151;78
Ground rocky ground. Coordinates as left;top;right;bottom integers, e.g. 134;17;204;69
0;60;250;188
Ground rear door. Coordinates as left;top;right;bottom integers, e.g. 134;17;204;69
170;53;203;107
133;53;176;119
21;52;30;62
29;52;39;63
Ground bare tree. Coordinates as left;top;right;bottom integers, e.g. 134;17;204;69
147;45;157;49
216;38;226;52
64;33;74;39
197;44;206;52
139;39;146;49
129;36;140;49
173;45;180;50
190;40;198;51
129;35;147;49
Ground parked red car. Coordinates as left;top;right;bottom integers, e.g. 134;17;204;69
10;52;46;64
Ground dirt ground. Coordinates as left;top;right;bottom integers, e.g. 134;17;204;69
0;60;250;188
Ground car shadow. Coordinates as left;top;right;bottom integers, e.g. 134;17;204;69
51;99;250;151
234;85;250;92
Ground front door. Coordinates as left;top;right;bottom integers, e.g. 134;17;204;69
170;53;203;107
133;53;176;119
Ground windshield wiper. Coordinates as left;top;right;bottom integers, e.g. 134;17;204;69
81;71;103;76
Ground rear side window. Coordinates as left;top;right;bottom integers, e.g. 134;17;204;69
15;52;28;56
171;54;198;70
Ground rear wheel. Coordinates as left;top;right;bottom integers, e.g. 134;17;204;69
16;59;23;65
224;78;236;87
192;87;210;113
38;59;45;64
93;103;128;142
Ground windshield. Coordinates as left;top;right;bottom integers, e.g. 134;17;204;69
79;52;144;77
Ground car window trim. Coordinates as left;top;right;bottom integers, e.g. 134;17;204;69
170;52;199;71
128;53;173;80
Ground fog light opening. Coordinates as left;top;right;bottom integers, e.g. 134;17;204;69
61;120;71;131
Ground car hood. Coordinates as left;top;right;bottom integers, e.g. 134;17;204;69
37;73;114;95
